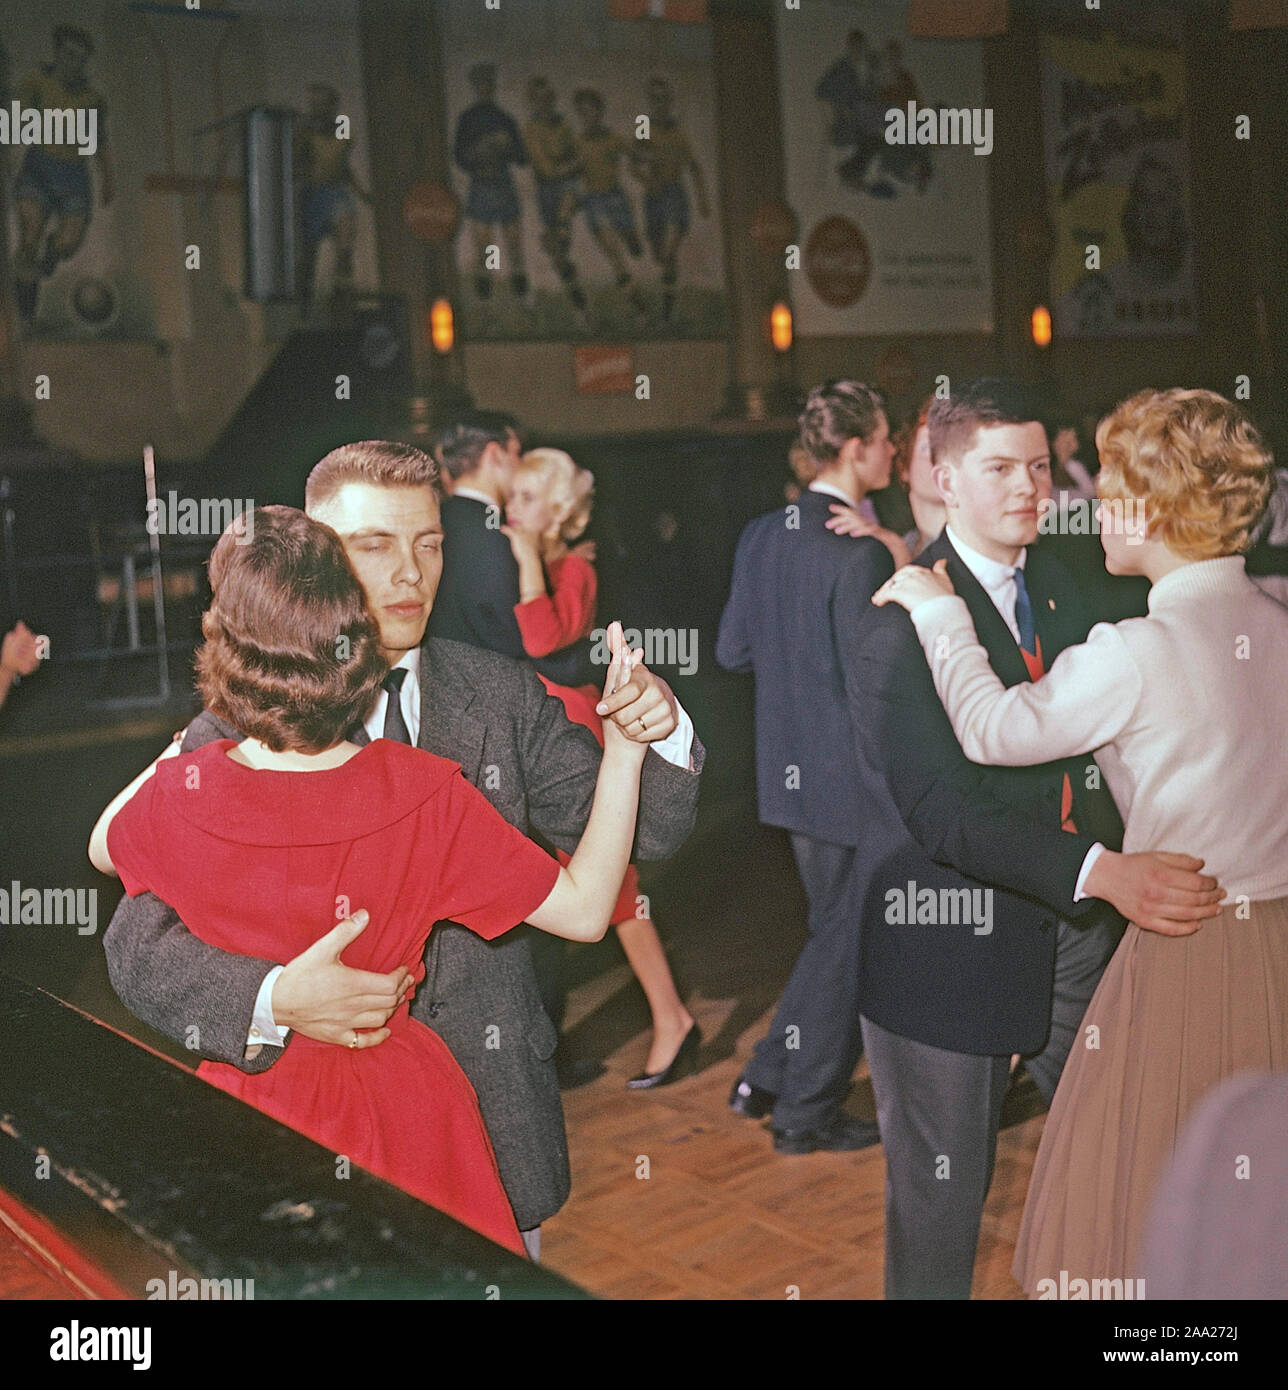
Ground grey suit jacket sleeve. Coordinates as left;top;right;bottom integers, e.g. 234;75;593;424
518;662;704;862
100;710;282;1073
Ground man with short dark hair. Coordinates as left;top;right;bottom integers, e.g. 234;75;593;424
430;410;590;688
103;439;704;1257
717;380;894;1153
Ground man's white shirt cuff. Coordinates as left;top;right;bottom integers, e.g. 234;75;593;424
248;965;290;1048
1073;842;1107;903
651;700;696;772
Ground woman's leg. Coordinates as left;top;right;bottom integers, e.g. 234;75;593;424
614;915;695;1075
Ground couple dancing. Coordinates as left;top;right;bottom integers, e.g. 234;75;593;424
432;411;700;1085
865;382;1287;1295
96;441;704;1258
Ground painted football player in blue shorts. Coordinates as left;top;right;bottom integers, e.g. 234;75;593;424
523;76;588;314
572;88;646;314
631;76;709;322
453;63;529;301
294;83;372;309
12;25;114;327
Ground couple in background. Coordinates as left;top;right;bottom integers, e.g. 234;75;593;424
503;446;700;1085
723;377;1248;1300
101;440;703;1258
879;385;1287;1293
432;411;699;1086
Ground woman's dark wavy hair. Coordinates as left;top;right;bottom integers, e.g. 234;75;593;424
196;506;387;753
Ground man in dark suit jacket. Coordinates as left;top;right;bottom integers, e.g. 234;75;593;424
838;379;1219;1298
716;381;897;1153
103;440;703;1253
428;409;591;688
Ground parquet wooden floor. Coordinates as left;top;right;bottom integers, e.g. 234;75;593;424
541;817;1047;1301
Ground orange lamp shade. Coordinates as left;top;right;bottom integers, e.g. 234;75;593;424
770;301;793;353
429;297;455;353
1031;304;1052;348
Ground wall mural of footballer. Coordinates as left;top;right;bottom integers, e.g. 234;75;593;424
9;23;114;332
442;0;727;344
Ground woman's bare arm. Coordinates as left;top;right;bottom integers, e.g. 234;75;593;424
527;624;646;942
89;738;183;876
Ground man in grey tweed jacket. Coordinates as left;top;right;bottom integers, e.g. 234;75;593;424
102;442;703;1244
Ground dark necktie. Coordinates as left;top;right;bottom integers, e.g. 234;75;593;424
1012;565;1037;656
382;668;412;744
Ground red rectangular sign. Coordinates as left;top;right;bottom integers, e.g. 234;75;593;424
574;345;635;395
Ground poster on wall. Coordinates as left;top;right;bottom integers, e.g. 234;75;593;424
1040;32;1196;338
1;10;145;340
439;0;728;342
774;0;993;337
1;0;378;342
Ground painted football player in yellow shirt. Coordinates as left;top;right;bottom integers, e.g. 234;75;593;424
293;83;372;310
631;76;709;323
11;25;114;326
523;76;587;314
572;89;646;315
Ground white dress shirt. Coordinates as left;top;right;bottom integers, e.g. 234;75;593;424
451;485;501;512
944;526;1027;646
250;644;696;1047
943;527;1104;901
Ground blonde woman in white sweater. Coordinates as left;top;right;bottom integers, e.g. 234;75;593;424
874;388;1286;1295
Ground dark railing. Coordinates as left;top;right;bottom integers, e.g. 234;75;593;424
0;974;585;1300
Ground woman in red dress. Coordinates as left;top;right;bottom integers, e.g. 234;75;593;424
89;507;647;1255
501;448;699;1088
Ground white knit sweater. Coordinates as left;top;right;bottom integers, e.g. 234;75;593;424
909;556;1288;902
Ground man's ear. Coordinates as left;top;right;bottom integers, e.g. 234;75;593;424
932;461;956;507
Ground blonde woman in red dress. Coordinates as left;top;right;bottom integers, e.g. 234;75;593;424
89;507;649;1254
502;448;700;1088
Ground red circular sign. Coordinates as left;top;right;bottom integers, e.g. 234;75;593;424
804;216;872;309
750;200;797;257
403;182;460;243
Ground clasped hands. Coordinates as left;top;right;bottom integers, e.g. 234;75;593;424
2;620;44;678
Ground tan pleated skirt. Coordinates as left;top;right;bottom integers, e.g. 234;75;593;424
1013;895;1288;1295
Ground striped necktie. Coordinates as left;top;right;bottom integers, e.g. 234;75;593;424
1012;565;1037;655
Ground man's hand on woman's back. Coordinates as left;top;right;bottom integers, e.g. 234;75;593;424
1084;849;1224;936
272;910;413;1049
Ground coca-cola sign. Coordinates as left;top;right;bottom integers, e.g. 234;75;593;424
804;217;872;308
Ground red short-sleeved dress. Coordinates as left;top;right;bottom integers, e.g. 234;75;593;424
107;738;560;1256
515;551;642;924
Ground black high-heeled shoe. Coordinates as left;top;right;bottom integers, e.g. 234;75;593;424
626;1023;702;1090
